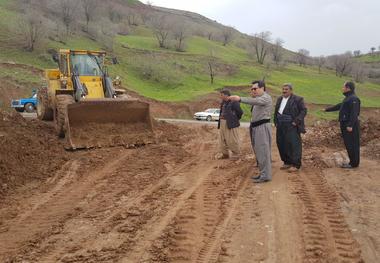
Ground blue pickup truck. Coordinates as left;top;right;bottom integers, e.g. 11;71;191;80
11;92;38;113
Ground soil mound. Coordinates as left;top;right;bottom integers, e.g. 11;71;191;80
0;111;67;198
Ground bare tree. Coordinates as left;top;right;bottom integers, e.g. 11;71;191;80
126;8;139;26
221;27;234;46
296;49;310;67
206;30;215;41
351;62;368;83
172;22;187;52
251;31;271;65
150;15;171;48
315;55;326;74
370;47;376;55
55;0;78;35
108;3;123;23
98;19;117;51
271;38;284;65
16;11;46;51
353;50;361;57
329;52;353;77
81;0;99;32
207;50;216;84
137;4;153;24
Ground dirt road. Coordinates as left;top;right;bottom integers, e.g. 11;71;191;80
0;118;378;262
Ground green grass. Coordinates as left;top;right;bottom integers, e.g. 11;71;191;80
0;66;41;85
356;54;380;63
0;2;379;121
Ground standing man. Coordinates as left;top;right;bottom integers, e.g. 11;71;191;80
216;88;244;160
274;83;307;172
229;80;272;183
325;81;361;168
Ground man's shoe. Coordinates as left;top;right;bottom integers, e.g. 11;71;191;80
280;164;292;170
253;178;271;183
340;163;353;169
251;175;260;180
215;153;229;160
287;166;300;173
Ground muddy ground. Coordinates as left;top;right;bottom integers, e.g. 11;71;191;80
0;108;379;263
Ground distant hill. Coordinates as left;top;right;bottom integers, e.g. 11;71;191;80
0;0;379;119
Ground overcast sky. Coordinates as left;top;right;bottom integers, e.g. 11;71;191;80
143;0;380;56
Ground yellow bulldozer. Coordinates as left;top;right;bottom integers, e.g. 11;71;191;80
37;49;153;149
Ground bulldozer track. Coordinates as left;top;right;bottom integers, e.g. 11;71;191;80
289;169;363;263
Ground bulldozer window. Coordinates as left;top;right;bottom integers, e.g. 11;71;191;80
70;54;102;76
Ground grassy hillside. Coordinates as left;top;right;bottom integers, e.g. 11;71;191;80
0;0;379;120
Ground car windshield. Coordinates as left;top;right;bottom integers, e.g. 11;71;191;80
32;94;37;98
70;54;103;76
205;109;215;113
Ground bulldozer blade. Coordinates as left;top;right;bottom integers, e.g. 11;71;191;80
65;99;154;150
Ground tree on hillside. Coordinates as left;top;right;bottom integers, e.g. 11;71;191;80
353;50;361;57
271;38;284;65
329;52;353;77
55;0;78;35
172;22;188;52
296;49;310;67
108;3;123;23
81;0;99;32
15;11;46;51
137;4;153;24
98;18;118;51
351;61;368;83
251;31;271;65
126;8;140;26
316;55;326;74
150;15;171;48
206;30;214;41
221;27;234;46
207;50;217;84
370;47;376;55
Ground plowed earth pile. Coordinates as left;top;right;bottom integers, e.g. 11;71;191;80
0;111;67;197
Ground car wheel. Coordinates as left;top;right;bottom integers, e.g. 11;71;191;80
24;103;35;113
206;115;212;121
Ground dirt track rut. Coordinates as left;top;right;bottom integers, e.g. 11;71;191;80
0;125;369;262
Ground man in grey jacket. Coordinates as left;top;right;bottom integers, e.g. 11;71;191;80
229;80;273;183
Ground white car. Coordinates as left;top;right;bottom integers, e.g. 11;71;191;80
193;108;220;121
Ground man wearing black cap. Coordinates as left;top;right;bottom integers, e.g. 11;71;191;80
325;81;361;168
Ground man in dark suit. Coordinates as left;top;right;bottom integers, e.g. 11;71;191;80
216;88;243;160
325;81;361;168
274;83;307;172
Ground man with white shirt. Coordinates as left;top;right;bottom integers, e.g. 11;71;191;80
274;83;307;172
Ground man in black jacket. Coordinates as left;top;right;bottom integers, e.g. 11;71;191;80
274;83;307;172
325;81;361;168
216;88;243;159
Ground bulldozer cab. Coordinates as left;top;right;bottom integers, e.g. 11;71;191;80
55;50;111;100
40;49;153;150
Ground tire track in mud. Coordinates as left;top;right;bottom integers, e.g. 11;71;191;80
145;163;253;263
0;150;134;262
36;138;215;262
289;169;363;263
